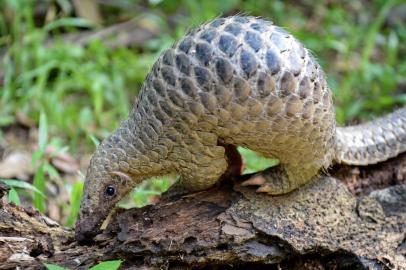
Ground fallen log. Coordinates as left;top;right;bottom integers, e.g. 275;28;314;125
1;154;405;270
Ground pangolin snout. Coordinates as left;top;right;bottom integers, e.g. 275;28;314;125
75;217;101;244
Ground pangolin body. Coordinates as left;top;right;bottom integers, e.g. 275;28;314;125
76;16;406;242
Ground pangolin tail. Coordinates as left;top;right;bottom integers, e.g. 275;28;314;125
335;107;406;165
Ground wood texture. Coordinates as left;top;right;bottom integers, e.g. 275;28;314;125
0;154;405;270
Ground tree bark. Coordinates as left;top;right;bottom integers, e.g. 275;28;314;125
1;154;405;270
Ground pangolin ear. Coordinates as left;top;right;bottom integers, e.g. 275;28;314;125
111;171;132;185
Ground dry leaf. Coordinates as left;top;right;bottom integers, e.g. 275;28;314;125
0;151;33;180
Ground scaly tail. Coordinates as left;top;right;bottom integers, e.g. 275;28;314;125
335;107;406;165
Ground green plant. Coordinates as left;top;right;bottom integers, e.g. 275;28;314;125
1;1;156;151
64;181;84;227
44;260;122;270
31;112;62;213
118;174;175;209
0;178;45;205
43;264;67;270
237;147;279;174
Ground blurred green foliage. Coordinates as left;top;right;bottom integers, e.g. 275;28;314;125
0;0;405;223
238;147;279;174
0;1;153;149
1;0;405;148
1;178;46;205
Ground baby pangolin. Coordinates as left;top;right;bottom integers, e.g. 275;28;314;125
75;16;406;242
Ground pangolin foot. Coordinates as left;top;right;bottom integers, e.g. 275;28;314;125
240;166;291;195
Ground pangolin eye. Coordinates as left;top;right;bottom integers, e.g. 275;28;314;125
105;186;116;197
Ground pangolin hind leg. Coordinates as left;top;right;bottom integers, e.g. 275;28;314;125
241;163;321;195
241;148;323;195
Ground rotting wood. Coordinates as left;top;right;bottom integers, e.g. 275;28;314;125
0;154;405;270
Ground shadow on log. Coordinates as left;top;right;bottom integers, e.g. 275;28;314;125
1;154;405;270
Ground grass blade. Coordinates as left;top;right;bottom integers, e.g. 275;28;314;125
44;17;95;32
88;134;100;147
8;187;21;205
1;179;46;197
38;112;48;152
89;260;122;270
65;181;84;227
43;263;69;270
33;164;46;213
237;147;279;174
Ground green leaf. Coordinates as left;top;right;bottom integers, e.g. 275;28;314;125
54;0;73;14
360;0;395;69
43;263;69;270
33;164;46;213
1;179;46;197
88;134;100;147
38;112;48;152
237;147;279;174
51;145;69;158
0;115;15;126
89;260;123;270
44;18;95;32
346;99;365;120
44;163;60;179
8;187;21;205
31;149;43;166
65;181;84;227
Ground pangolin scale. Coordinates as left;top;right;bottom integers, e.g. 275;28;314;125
76;16;406;242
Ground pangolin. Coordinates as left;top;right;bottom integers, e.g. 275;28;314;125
75;16;406;242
